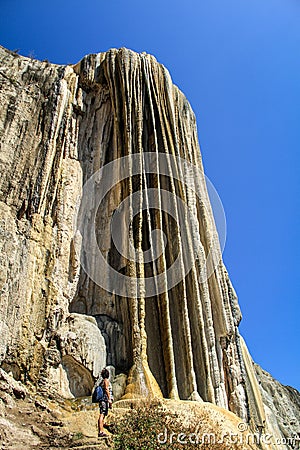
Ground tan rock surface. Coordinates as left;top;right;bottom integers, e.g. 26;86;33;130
0;371;262;450
0;45;247;414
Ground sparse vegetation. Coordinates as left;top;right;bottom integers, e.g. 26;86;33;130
113;400;196;450
72;431;84;441
112;400;252;450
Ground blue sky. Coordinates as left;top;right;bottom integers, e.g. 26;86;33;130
1;0;299;390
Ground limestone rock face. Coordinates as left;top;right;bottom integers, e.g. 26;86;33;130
0;46;85;396
112;373;128;402
0;45;299;448
255;365;300;449
51;313;106;398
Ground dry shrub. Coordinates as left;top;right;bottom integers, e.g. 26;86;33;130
112;400;246;450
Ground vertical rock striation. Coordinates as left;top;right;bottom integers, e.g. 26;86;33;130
0;46;298;448
69;49;251;421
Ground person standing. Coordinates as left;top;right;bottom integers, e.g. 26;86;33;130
95;368;113;438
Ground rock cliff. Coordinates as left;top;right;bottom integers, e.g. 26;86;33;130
0;45;299;449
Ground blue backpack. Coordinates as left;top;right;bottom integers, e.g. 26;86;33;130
92;384;105;403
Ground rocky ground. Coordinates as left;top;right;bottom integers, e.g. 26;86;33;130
1;367;299;450
0;369;114;449
0;367;260;450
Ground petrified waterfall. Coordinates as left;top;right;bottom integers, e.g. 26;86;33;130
0;46;266;428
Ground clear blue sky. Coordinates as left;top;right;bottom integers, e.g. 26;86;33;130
1;0;299;390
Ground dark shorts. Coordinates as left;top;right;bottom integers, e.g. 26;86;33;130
99;400;109;416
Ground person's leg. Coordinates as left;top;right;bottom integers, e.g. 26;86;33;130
99;413;104;433
98;402;108;436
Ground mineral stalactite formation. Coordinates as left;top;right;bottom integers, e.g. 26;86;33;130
70;49;252;420
0;45;299;447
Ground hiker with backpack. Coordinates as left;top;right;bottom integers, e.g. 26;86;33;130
92;367;113;438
